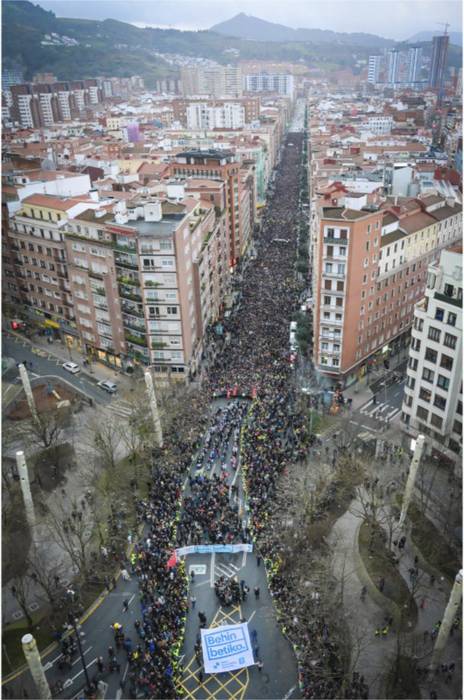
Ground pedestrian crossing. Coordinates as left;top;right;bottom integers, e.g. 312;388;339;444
214;560;240;582
107;399;134;419
359;399;401;423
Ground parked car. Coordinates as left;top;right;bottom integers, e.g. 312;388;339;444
97;380;118;394
62;362;80;374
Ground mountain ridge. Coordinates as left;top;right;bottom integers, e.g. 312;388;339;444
210;13;396;47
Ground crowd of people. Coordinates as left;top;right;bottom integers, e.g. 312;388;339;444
84;132;360;699
202;133;365;698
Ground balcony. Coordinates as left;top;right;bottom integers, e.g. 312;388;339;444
117;274;139;286
324;236;348;245
124;332;147;348
434;291;462;309
121;302;144;318
115;255;138;270
123;317;146;333
119;285;142;302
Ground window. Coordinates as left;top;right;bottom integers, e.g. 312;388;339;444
435;307;445;322
422;368;434;383
428;326;441;343
430;413;443;429
453;420;462;435
444;333;457;349
325;263;333;273
419;388;431;403
408;357;418;371
437;375;450;390
337;264;345;275
416;406;429;421
424;348;437;363
366;241;370;251
167;306;178;315
324;280;332;290
336;281;344;292
457;401;462;416
339;247;346;256
447;312;457;327
324;295;331;305
440;354;453;371
326;245;334;257
444;283;454;297
433;395;447;410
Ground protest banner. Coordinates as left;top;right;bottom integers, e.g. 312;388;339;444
201;623;254;674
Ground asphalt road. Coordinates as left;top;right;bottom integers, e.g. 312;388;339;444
3;399;299;700
179;400;299;700
2;333;113;407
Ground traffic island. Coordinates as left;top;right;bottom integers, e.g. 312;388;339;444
384;655;421;700
405;501;460;583
357;520;418;629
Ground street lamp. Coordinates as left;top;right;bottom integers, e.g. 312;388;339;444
65;591;92;695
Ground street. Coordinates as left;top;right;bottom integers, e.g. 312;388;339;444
2;333;115;407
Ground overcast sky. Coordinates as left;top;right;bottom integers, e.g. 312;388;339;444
35;0;462;40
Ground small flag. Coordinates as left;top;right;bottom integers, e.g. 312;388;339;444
166;551;177;569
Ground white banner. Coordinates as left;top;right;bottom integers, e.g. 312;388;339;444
176;543;253;557
201;623;255;674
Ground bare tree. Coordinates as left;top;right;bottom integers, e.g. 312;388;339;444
26;549;65;609
91;418;123;470
45;498;93;583
16;408;69;451
10;575;33;629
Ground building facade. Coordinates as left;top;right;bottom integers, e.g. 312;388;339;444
401;245;462;470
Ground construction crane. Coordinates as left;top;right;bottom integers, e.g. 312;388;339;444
436;22;450;35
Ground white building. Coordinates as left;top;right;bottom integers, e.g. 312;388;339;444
368;55;382;85
406;47;422;84
186;103;245;130
387;50;400;86
360;115;394;135
244;73;294;97
402;245;463;470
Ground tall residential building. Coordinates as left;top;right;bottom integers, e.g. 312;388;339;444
429;34;450;92
401;245;462;469
2;66;24;88
244;73;294;97
4;193;230;377
311;196;462;386
186;103;245;130
170;150;244;266
387;50;400;86
368;55;382;85
180;65;242;98
406;47;422;84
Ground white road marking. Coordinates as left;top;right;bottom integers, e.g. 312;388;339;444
65;656;98;686
128;593;135;607
361;425;374;431
122;661;129;682
72;646;92;665
387;407;400;420
242;550;247;567
284;685;297;699
215;563;237;578
247;610;256;623
210;552;215;588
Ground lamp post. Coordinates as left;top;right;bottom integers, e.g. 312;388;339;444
18;363;39;425
16;450;36;543
66;591;92;694
144;370;163;448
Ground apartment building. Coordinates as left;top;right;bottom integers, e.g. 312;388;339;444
244;73;295;97
312;195;462;386
401;245;462;469
170;150;244;266
180;64;242;98
186;103;245;130
4;192;230;376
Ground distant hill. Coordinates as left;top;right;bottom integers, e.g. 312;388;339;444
407;30;462;46
3;2;461;86
210;13;395;48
